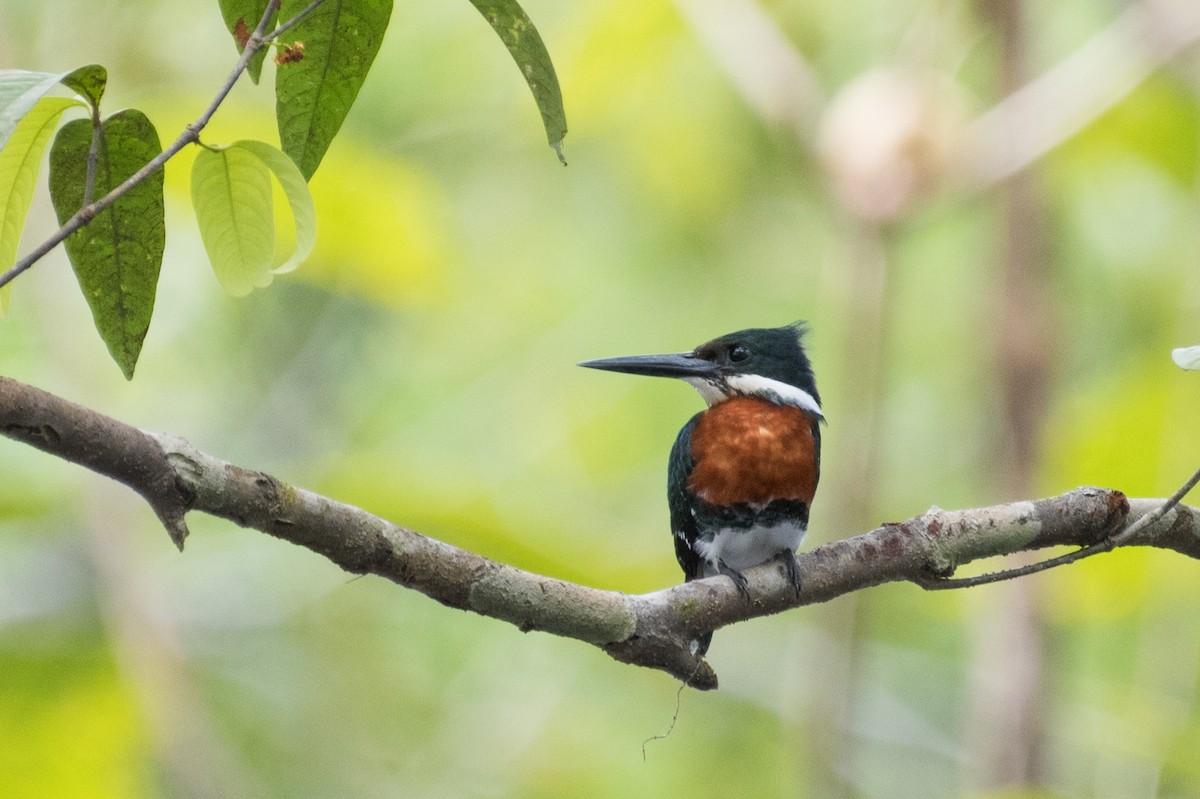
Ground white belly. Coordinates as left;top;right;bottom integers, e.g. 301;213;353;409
694;521;807;576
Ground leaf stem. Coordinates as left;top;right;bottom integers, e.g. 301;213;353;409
82;100;102;206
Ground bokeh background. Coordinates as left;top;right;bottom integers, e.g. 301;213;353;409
3;0;1200;796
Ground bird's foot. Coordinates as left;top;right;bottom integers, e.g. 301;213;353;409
779;550;803;598
717;559;751;598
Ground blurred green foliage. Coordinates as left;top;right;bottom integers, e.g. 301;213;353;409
2;0;1200;797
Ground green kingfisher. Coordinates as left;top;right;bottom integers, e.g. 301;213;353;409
581;323;823;653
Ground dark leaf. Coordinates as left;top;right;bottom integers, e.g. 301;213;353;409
275;0;393;180
468;0;568;163
48;110;165;379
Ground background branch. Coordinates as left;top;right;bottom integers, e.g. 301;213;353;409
2;373;1198;690
963;0;1200;187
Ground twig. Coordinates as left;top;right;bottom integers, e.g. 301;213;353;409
641;670;695;759
919;464;1200;590
0;0;327;290
1110;465;1200;546
267;0;326;42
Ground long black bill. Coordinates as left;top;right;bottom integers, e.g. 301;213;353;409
578;352;720;379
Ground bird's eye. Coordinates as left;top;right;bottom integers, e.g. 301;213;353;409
729;345;750;362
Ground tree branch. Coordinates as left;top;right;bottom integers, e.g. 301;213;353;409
1;372;1197;690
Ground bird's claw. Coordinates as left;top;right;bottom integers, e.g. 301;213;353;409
780;550;803;598
717;559;751;598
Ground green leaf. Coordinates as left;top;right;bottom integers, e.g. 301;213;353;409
0;67;107;151
217;0;272;84
467;0;568;164
48;110;165;380
1172;346;1200;371
58;64;107;110
191;143;276;296
275;0;393;180
0;96;83;315
233;139;316;273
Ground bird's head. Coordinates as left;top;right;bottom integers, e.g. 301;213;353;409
580;323;822;419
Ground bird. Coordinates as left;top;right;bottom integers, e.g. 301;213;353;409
580;323;823;653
